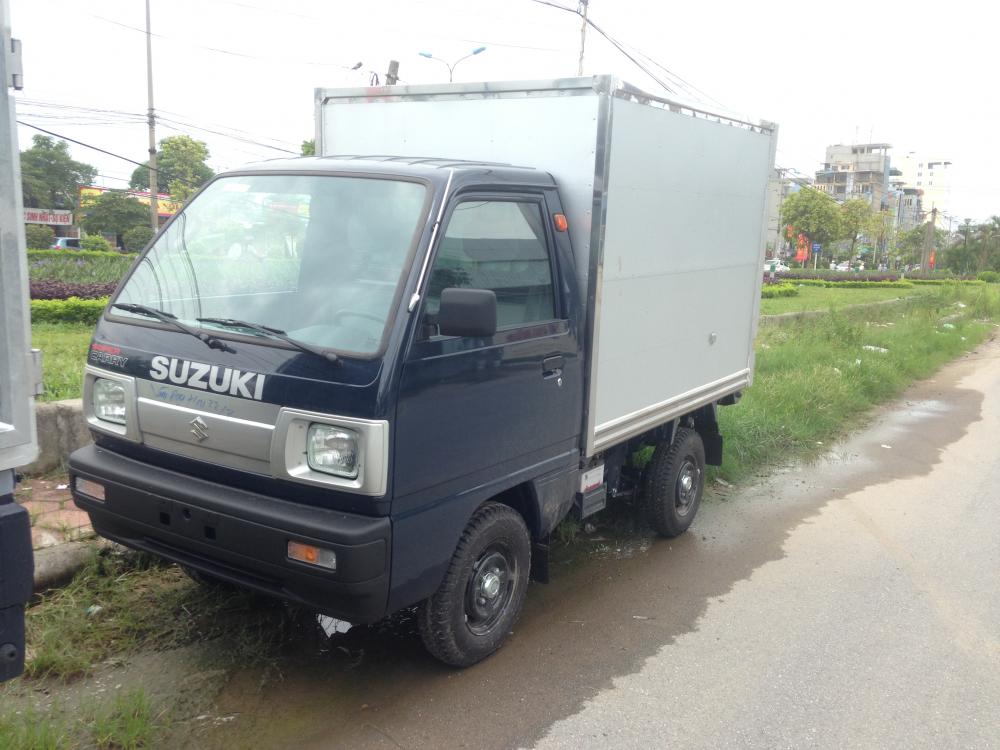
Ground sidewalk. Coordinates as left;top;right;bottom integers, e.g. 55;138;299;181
13;474;93;550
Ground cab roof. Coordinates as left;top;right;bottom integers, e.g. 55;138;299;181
224;155;557;190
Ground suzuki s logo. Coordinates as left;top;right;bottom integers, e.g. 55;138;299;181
149;356;266;401
189;416;209;442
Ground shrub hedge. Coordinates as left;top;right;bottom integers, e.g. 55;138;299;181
30;280;118;300
976;271;999;283
908;278;986;286
27;249;137;285
31;297;108;325
761;283;799;299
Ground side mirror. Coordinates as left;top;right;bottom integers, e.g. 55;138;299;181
438;288;497;338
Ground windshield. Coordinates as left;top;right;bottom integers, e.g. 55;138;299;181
114;173;428;356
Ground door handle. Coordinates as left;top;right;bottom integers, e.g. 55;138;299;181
542;355;564;378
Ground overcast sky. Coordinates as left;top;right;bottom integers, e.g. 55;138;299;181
10;0;998;224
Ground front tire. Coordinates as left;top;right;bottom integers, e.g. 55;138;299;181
642;427;706;538
418;502;531;667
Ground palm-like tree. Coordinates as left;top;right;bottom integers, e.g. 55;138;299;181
975;216;1000;271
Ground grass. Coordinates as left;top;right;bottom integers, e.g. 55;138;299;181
0;689;159;750
20;548;312;682
31;323;92;402
719;284;999;481
758;284;927;315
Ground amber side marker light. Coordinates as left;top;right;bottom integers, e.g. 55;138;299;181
553;213;569;232
287;540;337;571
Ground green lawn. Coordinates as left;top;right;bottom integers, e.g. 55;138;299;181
31;323;92;402
759;285;926;316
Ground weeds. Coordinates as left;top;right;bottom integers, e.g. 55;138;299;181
0;689;160;750
23;547;312;682
88;689;160;750
719;285;997;481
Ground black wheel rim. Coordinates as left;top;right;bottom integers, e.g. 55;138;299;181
675;457;701;517
464;545;517;636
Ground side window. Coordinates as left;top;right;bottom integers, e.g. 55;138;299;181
425;199;556;330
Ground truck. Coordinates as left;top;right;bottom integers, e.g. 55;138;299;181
1;0;38;684
69;76;776;666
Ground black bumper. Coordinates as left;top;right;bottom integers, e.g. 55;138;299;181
69;444;391;623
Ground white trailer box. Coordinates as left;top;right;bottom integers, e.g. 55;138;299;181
316;76;777;456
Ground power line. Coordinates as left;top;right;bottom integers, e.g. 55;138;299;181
155;115;298;154
528;0;676;94
16;120;197;187
18;96;300;150
90;13;365;68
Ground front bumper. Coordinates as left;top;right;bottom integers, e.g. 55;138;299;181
69;444;390;622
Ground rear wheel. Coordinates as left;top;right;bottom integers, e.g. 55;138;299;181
642;427;705;538
418;502;531;667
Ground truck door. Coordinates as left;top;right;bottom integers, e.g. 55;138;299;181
394;192;582;507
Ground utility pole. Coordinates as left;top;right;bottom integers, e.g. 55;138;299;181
386;60;399;85
577;0;589;76
145;0;158;231
921;206;937;269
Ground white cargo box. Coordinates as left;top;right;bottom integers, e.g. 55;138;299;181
316;76;777;456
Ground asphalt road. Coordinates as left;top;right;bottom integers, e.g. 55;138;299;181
207;337;1000;750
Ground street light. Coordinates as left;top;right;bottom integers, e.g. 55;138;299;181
418;47;486;82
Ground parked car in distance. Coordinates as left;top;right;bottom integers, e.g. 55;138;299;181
51;237;81;250
763;259;789;272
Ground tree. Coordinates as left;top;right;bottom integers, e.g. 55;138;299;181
24;224;54;249
301;139;315;156
780;189;843;257
81;191;148;238
840;199;874;258
974;217;1000;272
129;135;214;202
19;135;97;209
122;225;155;253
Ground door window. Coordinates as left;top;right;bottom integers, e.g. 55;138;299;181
425;199;555;329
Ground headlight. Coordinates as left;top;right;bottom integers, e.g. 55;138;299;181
307;424;359;479
92;378;126;424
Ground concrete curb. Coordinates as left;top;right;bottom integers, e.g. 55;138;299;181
33;539;107;591
22;398;91;475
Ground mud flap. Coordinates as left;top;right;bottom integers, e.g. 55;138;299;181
0;489;33;683
530;537;550;584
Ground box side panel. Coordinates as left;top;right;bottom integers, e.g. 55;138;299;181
592;98;774;451
0;8;39;470
319;93;602;294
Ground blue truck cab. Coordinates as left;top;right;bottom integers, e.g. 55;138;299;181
70;78;776;665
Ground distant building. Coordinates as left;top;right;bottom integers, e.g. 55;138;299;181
765;169;802;257
814;143;892;210
892;152;953;229
888;181;923;233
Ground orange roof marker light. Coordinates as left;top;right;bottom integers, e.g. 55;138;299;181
553;213;569;232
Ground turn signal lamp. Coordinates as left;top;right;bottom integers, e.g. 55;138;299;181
287;540;337;571
553;213;568;232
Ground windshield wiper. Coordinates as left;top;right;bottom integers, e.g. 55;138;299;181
112;303;236;353
195;317;339;363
